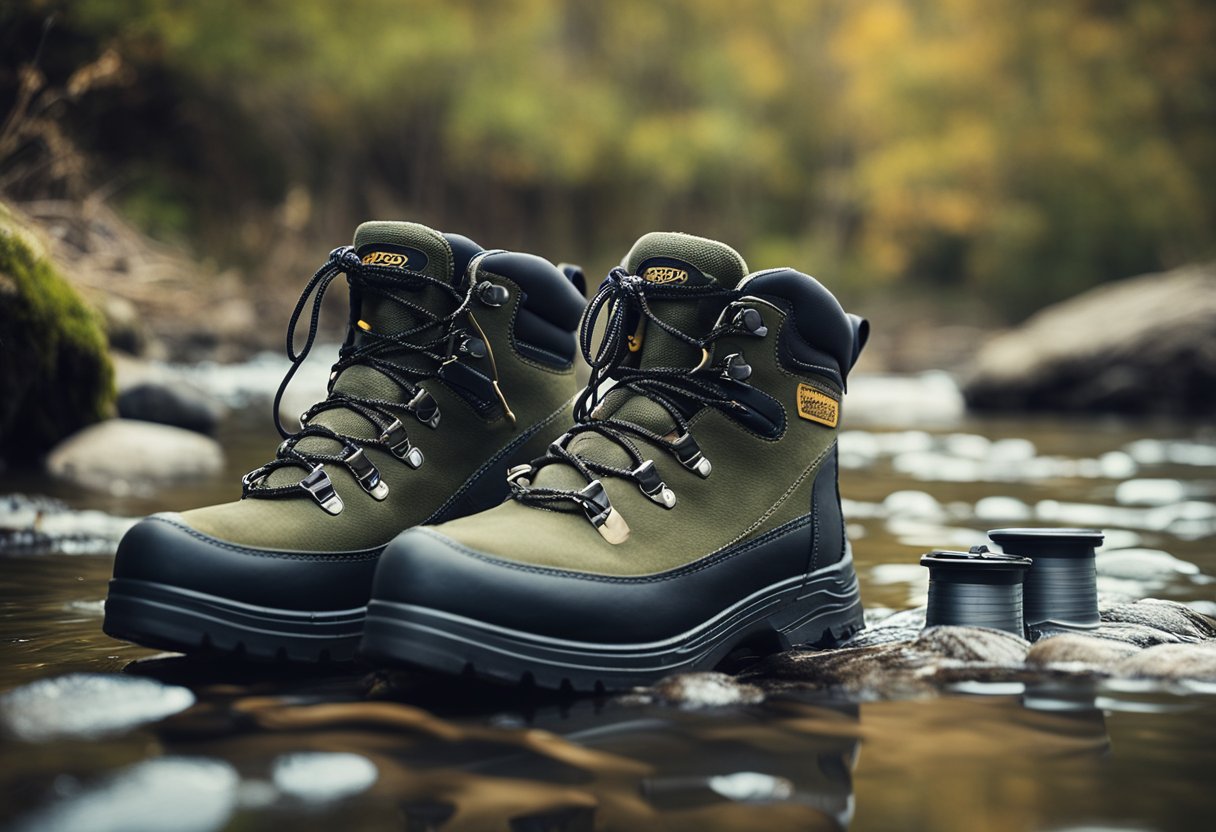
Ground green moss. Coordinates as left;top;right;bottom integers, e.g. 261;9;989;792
0;203;115;463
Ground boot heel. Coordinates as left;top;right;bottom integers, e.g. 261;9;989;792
773;558;866;650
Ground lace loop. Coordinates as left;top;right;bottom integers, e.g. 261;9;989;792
510;268;743;540
245;245;484;509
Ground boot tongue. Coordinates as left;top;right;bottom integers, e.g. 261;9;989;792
624;231;748;370
353;220;455;283
537;233;747;488
262;222;476;488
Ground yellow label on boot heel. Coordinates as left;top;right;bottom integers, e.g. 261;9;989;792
796;383;839;427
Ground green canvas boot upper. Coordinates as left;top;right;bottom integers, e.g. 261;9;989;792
104;221;587;660
363;232;870;688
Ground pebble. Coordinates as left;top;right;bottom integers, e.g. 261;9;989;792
270;752;379;803
1;674;196;742
644;672;765;708
10;757;238;832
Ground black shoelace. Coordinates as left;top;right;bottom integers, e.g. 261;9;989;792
507;266;753;543
241;245;482;513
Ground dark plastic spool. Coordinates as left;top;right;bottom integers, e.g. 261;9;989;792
921;549;1032;635
988;528;1104;629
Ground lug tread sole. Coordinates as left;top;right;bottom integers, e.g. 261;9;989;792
361;561;865;691
103;578;364;663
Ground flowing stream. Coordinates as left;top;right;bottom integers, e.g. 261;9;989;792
1;366;1214;831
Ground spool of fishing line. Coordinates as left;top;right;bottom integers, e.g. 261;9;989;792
988;528;1104;629
921;548;1032;635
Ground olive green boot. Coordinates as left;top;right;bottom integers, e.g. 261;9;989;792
362;232;869;689
104;221;586;661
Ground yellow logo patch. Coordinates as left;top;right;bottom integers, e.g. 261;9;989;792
796;383;839;428
642;266;689;284
361;251;410;268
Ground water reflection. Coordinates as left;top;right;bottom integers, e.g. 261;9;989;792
6;652;1134;831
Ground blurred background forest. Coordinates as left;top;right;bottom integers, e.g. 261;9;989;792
1;0;1214;354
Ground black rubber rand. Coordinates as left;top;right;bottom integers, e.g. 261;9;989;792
103;578;368;662
360;548;864;691
101;422;556;663
360;448;864;690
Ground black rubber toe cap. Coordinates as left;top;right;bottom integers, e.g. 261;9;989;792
370;524;808;643
113;513;382;611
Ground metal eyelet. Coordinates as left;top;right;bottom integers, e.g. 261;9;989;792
632;460;676;509
460;336;487;358
720;352;752;381
733;307;768;337
506;464;534;487
577;480;630;544
299;465;344;515
407;389;441;428
671;433;712;478
342;443;389;500
379;419;424;469
476;281;510;307
241;466;269;490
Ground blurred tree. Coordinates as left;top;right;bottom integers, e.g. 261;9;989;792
1;0;1212;316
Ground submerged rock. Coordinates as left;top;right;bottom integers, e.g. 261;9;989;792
270;752;379;802
46;418;223;494
640;672;766;708
0;673;195;742
1026;633;1140;670
0;493;136;556
9;757;238;832
639;599;1216;700
1112;642;1216;681
962;261;1216;415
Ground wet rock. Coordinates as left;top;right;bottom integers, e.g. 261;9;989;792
1101;599;1216;642
271;752;379;802
0;673;195;741
738;598;1216;697
117;380;226;435
0;493;136;556
1026;634;1140;670
1043;621;1185;649
642;672;765;708
748;626;1029;697
10;757;238;832
1112;643;1216;681
847;606;925;646
46;419;223;495
962;261;1216;415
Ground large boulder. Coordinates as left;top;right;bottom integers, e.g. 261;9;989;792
962;262;1216;415
47;419;223;495
0;203;114;462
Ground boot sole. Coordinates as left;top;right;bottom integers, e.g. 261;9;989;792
103;578;364;662
360;554;865;691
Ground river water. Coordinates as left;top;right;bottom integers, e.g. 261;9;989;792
1;367;1214;832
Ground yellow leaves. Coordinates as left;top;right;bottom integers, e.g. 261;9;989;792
724;32;786;101
54;0;1216;308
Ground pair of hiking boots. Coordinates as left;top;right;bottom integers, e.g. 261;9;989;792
103;221;870;691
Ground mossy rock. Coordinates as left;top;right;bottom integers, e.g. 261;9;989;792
0;203;114;464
